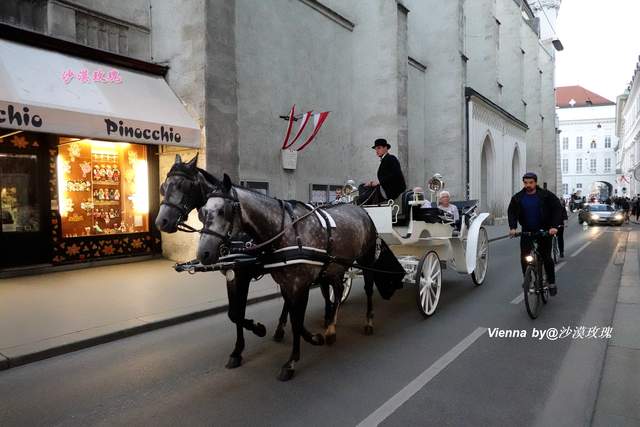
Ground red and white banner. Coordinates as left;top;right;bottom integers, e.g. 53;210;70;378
281;104;330;152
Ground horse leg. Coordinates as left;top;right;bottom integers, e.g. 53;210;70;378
225;272;246;369
273;300;288;342
319;281;332;328
278;287;323;381
323;280;344;346
236;270;266;338
363;269;375;335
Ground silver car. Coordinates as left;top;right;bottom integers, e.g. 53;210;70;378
578;204;624;226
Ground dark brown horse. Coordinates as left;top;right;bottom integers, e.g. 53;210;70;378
197;174;378;380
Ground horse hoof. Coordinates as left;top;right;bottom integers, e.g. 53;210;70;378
364;325;374;335
277;367;295;381
273;328;285;342
312;333;325;346
253;323;267;338
325;333;336;346
226;356;242;369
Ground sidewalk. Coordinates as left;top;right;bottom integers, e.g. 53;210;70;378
0;224;512;371
0;259;280;370
592;228;640;425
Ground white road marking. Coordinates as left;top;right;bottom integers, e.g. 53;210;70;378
356;327;487;427
510;261;566;304
511;294;524;304
570;241;592;257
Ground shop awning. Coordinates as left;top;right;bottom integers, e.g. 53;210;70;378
0;39;200;148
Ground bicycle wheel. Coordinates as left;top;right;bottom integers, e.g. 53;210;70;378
523;265;541;319
552;236;559;264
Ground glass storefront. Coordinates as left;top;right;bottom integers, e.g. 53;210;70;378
56;137;149;238
0;152;40;233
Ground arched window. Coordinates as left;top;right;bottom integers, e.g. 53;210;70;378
590;140;597;149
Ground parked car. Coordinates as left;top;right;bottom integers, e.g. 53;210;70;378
578;204;624;226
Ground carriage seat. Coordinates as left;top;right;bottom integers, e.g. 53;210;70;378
450;200;479;229
395;190;447;226
394;190;417;226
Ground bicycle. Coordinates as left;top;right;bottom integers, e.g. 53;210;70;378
516;230;552;319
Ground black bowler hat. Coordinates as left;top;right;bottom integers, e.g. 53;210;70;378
371;138;391;149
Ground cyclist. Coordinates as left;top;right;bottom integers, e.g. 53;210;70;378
508;173;563;296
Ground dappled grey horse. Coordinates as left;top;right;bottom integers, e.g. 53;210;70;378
197;174;378;381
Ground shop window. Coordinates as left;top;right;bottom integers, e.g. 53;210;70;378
0;153;40;232
57;138;149;237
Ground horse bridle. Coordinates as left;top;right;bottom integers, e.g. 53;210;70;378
199;188;241;242
160;170;206;230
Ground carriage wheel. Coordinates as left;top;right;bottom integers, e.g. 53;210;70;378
329;268;355;304
416;251;442;317
471;227;489;286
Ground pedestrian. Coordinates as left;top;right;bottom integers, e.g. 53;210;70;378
621;197;631;224
557;200;568;257
635;195;640;223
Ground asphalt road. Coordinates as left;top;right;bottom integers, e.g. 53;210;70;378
0;218;632;427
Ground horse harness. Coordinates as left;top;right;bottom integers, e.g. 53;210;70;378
174;185;337;277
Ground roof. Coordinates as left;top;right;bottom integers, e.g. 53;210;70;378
556;85;615;108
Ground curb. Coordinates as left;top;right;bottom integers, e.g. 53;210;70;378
0;290;283;371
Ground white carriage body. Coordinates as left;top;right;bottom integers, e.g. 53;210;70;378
364;203;489;280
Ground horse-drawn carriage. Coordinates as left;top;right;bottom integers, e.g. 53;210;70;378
159;156;491;380
335;175;490;317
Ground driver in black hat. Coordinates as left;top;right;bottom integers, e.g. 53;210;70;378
357;138;406;204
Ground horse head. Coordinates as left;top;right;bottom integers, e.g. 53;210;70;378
197;173;240;265
156;153;213;233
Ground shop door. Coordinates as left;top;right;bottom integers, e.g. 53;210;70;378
0;151;50;268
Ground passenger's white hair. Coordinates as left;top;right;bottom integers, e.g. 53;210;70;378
439;190;451;199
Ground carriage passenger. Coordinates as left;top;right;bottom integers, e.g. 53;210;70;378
437;191;459;222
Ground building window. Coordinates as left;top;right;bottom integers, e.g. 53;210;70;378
604;158;612;173
605;136;611;148
75;11;128;55
310;184;343;204
562;159;568;173
562;183;568;194
576;183;582;189
0;0;47;32
590;159;596;173
562;137;569;150
576;158;582;173
57;138;149;237
240;181;269;196
590;140;597;149
576;136;583;149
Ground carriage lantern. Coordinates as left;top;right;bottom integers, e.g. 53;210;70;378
427;174;444;203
